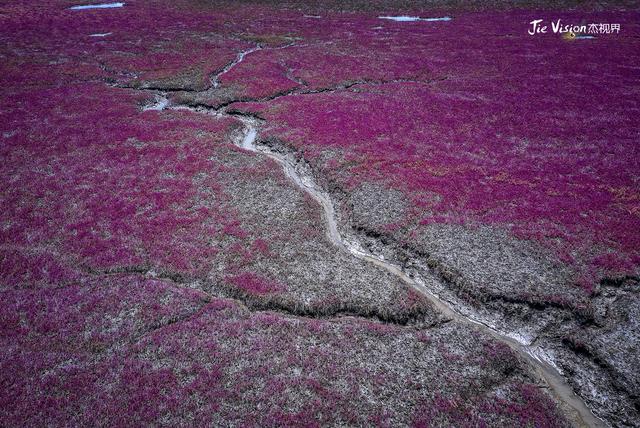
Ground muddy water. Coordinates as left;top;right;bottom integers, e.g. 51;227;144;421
212;46;262;88
143;96;604;427
230;116;604;428
144;50;603;424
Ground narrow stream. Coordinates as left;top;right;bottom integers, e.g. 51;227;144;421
211;46;262;88
142;43;604;426
230;115;604;428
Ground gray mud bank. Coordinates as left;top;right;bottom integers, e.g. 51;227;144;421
228;115;606;428
135;50;633;424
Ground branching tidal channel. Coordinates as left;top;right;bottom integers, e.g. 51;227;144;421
134;45;604;428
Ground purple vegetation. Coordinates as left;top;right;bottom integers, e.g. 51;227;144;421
226;271;287;295
233;10;640;292
2;0;630;425
1;295;565;426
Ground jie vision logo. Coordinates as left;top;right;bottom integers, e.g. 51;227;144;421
528;19;620;37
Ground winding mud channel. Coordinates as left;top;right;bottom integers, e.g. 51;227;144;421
229;115;605;428
211;46;262;88
142;44;606;427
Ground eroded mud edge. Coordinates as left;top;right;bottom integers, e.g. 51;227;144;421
229;114;605;428
131;50;605;425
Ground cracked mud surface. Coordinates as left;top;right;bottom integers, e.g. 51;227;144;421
1;0;639;427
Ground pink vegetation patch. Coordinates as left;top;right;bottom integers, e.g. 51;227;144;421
234;10;640;288
0;298;565;426
227;272;287;295
0;83;243;274
220;48;302;99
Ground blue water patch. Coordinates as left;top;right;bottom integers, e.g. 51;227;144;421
70;2;124;10
378;16;451;22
